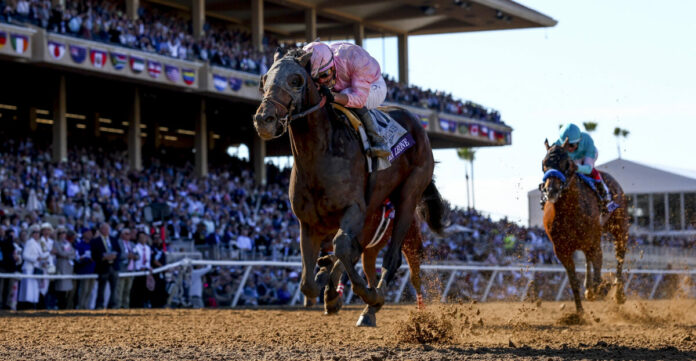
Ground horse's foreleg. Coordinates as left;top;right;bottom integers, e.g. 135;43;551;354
357;248;381;327
333;204;381;307
591;246;604;297
300;223;322;307
583;252;594;301
613;222;628;304
560;256;583;313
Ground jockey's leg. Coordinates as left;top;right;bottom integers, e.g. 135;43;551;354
353;107;391;158
355;76;390;158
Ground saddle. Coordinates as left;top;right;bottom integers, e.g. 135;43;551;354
577;170;619;214
331;103;363;133
331;104;413;173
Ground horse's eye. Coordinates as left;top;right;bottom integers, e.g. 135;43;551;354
289;76;301;88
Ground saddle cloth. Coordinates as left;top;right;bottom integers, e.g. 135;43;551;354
332;104;415;172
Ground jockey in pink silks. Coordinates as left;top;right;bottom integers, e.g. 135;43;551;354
302;41;391;157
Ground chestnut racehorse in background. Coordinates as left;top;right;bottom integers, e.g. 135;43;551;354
540;139;628;313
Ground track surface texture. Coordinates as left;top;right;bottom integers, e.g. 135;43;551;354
1;300;696;360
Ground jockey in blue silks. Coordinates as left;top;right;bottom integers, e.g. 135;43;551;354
555;123;617;214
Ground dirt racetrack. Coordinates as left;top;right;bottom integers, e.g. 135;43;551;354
1;299;696;360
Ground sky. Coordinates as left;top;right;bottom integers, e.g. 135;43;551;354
359;0;696;225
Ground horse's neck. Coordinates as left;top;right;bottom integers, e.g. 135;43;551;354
288;92;332;171
557;176;580;210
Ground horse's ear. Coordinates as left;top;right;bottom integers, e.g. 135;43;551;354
258;74;267;93
273;47;286;63
297;50;312;68
544;138;550;151
561;137;569;149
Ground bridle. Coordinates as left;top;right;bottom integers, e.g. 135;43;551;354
539;150;574;202
260;60;327;139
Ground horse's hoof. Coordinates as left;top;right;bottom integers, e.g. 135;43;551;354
584;289;596;301
304;297;316;308
356;313;377;327
324;295;342;315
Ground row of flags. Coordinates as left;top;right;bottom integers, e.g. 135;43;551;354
0;32;29;54
3;32;255;92
439;118;509;143
46;40;195;85
213;74;244;92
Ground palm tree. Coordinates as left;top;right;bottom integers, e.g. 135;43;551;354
583;121;598;133
613;127;630;159
457;148;476;209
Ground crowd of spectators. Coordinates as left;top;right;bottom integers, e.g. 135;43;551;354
385;76;503;123
0;0;280;74
0;136;691;310
1;0;505;123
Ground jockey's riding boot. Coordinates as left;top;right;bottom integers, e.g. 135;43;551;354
597;179;619;214
353;107;391;158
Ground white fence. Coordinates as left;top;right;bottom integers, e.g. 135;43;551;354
2;259;693;307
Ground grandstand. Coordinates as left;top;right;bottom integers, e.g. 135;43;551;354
0;0;569;311
0;0;556;185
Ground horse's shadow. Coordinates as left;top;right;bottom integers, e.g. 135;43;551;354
438;344;695;360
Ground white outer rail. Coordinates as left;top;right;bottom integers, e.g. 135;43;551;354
1;259;691;305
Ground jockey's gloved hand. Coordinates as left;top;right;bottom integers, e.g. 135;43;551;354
319;86;335;103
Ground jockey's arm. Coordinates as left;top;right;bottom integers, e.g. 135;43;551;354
331;92;349;106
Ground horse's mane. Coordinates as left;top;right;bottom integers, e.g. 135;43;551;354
284;48;306;59
543;144;570;171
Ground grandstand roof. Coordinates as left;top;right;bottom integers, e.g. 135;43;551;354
156;0;557;39
596;158;696;194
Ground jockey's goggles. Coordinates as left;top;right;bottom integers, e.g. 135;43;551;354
313;67;334;83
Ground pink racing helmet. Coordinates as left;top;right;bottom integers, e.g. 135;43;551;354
302;42;334;79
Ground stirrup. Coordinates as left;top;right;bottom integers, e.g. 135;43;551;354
606;201;619;213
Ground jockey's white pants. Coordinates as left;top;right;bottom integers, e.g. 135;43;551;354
365;76;387;110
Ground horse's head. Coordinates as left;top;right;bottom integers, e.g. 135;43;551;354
253;48;316;140
540;138;577;204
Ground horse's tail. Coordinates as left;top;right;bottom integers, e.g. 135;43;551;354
417;180;449;236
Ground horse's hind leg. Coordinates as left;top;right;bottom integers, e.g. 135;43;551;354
403;220;425;309
377;181;424;292
323;259;345;315
333;204;383;309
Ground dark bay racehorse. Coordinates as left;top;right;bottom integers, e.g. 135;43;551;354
253;48;446;326
540;139;628;313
